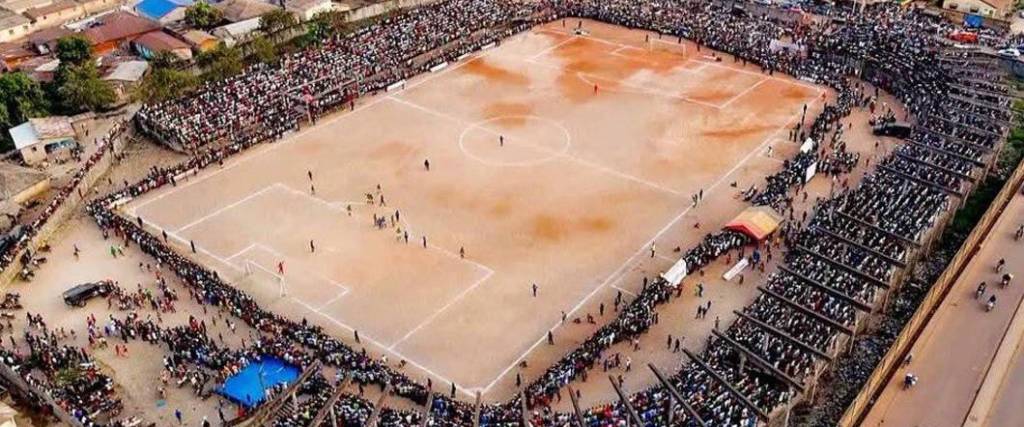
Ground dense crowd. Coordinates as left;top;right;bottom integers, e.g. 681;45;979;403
0;0;993;426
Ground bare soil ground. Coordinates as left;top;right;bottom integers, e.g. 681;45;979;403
4;19;911;423
124;19;822;400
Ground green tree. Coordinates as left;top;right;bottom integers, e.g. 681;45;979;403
55;61;116;112
136;67;198;103
185;1;223;30
197;43;243;82
0;72;50;151
55;35;92;66
259;9;297;39
136;52;198;103
250;35;277;64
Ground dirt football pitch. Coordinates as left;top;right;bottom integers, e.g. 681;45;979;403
124;19;826;402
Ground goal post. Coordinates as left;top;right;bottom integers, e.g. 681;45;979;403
243;259;287;298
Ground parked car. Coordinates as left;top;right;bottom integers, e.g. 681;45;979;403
997;48;1021;58
62;280;114;307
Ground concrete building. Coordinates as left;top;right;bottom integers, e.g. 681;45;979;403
102;59;148;101
75;0;120;14
211;16;259;47
285;0;332;21
0;8;31;42
22;0;86;30
8;116;78;166
214;0;276;23
942;0;1012;19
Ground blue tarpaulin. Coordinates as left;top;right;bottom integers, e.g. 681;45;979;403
135;0;193;21
964;14;983;28
217;357;300;408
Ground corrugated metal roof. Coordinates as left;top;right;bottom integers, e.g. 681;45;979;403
103;59;148;81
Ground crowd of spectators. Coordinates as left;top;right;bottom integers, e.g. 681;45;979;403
0;0;1004;425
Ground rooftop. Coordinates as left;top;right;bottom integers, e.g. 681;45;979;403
133;30;188;51
180;29;216;46
82;10;161;45
0;8;30;29
135;0;191;20
0;0;51;13
0;162;48;202
103;59;148;82
214;0;276;23
23;0;79;19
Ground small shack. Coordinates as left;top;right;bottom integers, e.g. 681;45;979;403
8;116;78;165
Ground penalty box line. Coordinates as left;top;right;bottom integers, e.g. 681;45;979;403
286;297;477;399
167;179;497;366
128;191;477;398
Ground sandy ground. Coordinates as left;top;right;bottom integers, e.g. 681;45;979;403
3;19;911;420
123;20;824;400
860;191;1024;427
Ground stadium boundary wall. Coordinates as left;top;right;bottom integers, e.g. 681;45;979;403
838;156;1024;426
0;121;132;289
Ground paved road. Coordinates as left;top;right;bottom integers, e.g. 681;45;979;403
860;190;1024;427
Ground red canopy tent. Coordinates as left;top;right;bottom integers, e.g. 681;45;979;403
724;206;783;241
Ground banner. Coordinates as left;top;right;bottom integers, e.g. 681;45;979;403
661;258;688;286
723;258;749;281
429;62;449;73
804;161;818;183
800;137;814;153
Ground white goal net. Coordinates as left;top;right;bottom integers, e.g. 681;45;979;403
242;259;287;298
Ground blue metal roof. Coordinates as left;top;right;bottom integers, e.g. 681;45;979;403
136;0;193;20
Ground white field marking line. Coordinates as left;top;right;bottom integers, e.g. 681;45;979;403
480;197;698;394
387;94;685;197
132;194;466;393
286;297;476;399
606;45;638;54
176;184;284;233
719;76;769;109
387;268;495;351
572;70;721;110
137;215;245;275
127;44;496;217
696;59;822;92
226;243;257;262
316;291;348;311
611;284;638;297
370;212;497;350
479;88;825;394
656;254;677;263
528;34;578;60
170;182;357;295
650;37;686;54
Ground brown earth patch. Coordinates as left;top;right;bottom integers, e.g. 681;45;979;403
464;58;530;86
529;213;616;242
